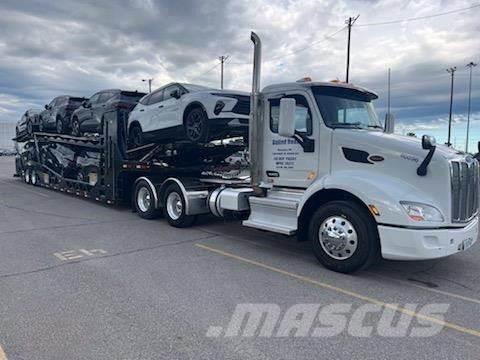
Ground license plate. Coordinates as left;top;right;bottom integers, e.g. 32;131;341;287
459;237;474;251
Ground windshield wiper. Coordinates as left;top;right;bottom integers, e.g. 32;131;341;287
367;125;384;129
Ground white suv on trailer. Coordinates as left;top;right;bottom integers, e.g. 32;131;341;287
128;83;250;147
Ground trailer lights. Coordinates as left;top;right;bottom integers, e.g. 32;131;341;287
400;201;444;222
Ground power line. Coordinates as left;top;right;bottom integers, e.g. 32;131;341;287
357;3;480;27
190;62;221;82
228;26;347;65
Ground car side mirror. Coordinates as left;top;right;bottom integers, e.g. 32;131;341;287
44;105;49;110
278;98;296;137
170;90;181;99
83;100;90;108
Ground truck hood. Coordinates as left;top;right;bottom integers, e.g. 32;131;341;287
334;129;465;162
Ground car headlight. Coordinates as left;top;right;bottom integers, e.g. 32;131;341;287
400;201;444;222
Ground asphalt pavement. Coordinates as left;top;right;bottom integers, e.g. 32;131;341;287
0;156;479;359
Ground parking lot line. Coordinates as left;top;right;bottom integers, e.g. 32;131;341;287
0;344;7;360
195;243;480;338
369;272;480;305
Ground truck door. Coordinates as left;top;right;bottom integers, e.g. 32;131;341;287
263;91;320;188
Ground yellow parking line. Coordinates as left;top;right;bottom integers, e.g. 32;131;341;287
369;272;480;305
195;243;480;338
0;344;7;360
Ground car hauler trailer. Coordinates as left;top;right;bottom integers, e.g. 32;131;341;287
15;32;479;273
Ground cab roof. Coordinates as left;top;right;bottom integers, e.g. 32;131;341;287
262;81;378;99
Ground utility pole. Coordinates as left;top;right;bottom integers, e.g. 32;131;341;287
446;67;457;147
345;15;359;83
142;78;153;93
465;62;477;153
387;67;391;115
219;55;229;89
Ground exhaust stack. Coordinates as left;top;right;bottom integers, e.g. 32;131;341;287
249;32;262;192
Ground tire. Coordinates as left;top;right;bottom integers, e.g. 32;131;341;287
129;123;144;148
309;200;380;274
162;183;196;228
71;117;81;137
31;169;38;186
134;180;161;219
27;120;33;135
56;117;64;134
39;119;44;132
184;107;209;143
24;169;31;184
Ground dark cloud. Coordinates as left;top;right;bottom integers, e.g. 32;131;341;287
0;0;478;152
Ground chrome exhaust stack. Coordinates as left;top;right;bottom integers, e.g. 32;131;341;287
250;31;263;192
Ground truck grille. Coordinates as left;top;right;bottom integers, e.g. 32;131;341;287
451;158;479;222
231;96;250;115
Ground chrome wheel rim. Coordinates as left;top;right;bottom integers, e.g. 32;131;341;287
166;192;183;220
137;187;151;213
24;170;30;183
319;216;358;260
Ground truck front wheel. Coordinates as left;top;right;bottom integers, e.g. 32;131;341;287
309;200;380;274
162;183;196;228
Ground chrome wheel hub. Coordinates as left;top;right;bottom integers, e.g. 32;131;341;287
166;192;183;220
137;187;151;213
319;216;358;260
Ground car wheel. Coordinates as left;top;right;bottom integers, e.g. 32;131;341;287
134;180;161;219
39;119;44;132
162;183;196;228
56;117;64;134
184;108;209;143
71;118;81;137
129;124;144;148
27;121;33;135
310;200;380;274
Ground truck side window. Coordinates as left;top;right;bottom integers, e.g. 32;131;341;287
269;95;312;135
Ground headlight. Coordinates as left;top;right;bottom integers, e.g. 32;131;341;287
400;201;444;222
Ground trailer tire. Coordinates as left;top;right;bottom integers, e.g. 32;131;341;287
163;183;196;228
31;169;38;186
24;169;31;184
134;180;161;219
309;200;380;274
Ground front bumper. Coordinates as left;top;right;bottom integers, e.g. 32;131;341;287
379;216;478;260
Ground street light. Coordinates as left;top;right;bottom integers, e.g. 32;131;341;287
465;62;477;153
142;78;153;93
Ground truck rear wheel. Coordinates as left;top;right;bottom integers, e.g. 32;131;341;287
309;200;380;274
134;180;161;219
163;183;196;228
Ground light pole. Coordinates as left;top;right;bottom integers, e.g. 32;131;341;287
446;67;457;147
219;55;229;89
142;78;153;93
465;62;477;153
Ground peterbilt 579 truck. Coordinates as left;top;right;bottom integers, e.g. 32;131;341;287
15;32;478;273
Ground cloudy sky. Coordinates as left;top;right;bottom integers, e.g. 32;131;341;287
0;0;479;150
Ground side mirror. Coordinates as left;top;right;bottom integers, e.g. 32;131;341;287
278;98;296;137
82;100;90;108
384;113;395;133
421;135;436;150
44;104;49;110
170;90;181;99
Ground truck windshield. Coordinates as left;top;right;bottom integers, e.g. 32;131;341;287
312;86;383;130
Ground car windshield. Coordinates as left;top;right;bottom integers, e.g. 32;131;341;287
312;86;382;130
181;83;214;92
68;97;86;105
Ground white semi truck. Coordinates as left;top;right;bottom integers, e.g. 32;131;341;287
16;32;478;273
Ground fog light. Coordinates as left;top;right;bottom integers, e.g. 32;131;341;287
214;101;225;115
